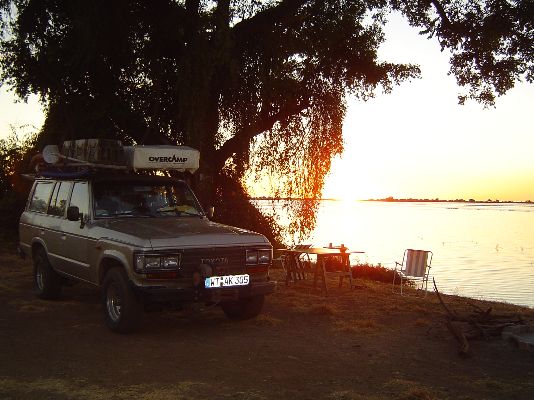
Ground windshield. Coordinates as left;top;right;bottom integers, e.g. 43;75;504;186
93;181;203;218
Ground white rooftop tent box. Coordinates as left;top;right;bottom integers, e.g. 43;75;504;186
124;145;200;173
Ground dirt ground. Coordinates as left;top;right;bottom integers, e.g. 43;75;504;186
1;243;534;400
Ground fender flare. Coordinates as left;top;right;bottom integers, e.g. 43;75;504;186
97;249;130;285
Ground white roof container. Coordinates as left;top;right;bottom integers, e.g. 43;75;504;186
124;145;200;173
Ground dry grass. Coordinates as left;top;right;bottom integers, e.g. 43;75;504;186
3;243;534;400
12;300;49;313
333;318;381;334
471;377;534;394
328;390;387;400
385;304;403;313
0;281;18;293
385;379;439;400
0;246;30;293
8;297;83;313
253;313;283;326
413;318;431;327
410;305;429;314
308;304;338;316
398;387;438;400
0;377;205;400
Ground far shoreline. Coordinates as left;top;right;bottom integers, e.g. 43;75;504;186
252;196;533;204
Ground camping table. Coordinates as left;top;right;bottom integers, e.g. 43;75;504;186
278;247;364;295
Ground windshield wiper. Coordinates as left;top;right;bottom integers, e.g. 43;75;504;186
106;210;155;218
177;210;202;217
155;206;202;217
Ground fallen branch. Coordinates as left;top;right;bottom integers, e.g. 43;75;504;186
433;278;527;356
446;320;471;356
433;278;457;318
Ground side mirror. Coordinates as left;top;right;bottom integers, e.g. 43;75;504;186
67;206;80;221
206;206;215;219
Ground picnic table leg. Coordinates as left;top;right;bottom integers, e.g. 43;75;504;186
347;256;354;289
339;254;354;289
319;255;328;295
284;254;296;285
313;258;319;288
338;255;344;288
295;254;304;280
284;255;290;286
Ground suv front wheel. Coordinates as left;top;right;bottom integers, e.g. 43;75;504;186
102;267;142;333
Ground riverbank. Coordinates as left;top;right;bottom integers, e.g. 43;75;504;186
1;242;533;400
259;200;534;308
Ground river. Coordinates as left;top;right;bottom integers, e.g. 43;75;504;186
257;200;534;308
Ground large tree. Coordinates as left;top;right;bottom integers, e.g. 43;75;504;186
1;0;532;241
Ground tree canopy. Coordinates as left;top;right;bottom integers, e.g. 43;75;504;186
1;0;532;241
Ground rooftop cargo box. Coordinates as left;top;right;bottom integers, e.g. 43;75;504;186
124;145;200;173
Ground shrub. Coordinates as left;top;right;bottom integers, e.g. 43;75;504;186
0;191;27;242
0;129;36;241
351;263;411;286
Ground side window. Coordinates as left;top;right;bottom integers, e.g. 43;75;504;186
69;182;89;216
28;182;54;213
48;182;73;217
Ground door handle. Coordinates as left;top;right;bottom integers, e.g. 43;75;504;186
61;235;67;240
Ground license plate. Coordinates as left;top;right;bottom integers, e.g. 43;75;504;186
204;274;250;288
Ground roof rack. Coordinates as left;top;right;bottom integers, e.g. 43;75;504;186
32;139;200;178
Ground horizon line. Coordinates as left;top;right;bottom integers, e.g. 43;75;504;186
251;196;533;203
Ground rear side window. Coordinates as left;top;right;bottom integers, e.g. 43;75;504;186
28;182;54;213
69;182;89;216
48;182;73;217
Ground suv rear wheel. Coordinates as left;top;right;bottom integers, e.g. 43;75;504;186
221;294;265;320
102;267;142;333
33;248;62;299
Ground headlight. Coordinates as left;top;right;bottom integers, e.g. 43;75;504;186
246;249;272;265
161;256;180;269
134;253;181;272
145;256;161;270
246;250;258;264
258;249;272;264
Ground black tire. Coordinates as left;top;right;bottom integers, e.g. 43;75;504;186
33;248;62;300
221;295;265;320
102;267;142;334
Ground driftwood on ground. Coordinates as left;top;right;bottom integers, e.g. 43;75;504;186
433;278;525;357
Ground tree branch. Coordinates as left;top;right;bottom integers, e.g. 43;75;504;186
214;99;310;169
215;0;230;33
185;0;201;45
232;0;309;42
429;0;454;30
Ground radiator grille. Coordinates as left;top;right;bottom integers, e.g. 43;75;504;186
179;246;246;277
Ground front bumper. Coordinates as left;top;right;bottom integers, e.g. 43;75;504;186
135;280;276;304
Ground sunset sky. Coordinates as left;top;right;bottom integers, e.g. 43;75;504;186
1;13;533;202
322;14;534;202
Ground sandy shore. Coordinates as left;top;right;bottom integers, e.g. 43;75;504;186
1;243;533;400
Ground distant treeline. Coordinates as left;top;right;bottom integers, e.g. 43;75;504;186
366;197;532;204
252;196;533;204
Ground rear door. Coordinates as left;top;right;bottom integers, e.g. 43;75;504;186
57;181;93;282
42;180;74;274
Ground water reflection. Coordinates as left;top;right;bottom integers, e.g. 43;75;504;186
257;200;534;308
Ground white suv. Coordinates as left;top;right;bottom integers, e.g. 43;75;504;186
19;172;275;333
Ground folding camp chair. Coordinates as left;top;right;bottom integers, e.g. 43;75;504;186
392;249;433;297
